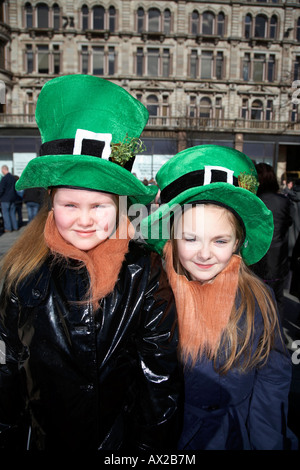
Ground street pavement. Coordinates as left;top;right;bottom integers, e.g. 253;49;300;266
0;224;299;448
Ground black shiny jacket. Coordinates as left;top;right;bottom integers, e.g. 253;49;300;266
0;242;182;450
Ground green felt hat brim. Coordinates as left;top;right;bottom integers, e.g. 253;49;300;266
15;154;158;206
140;182;274;265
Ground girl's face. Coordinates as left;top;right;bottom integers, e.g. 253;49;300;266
175;204;239;283
53;188;118;251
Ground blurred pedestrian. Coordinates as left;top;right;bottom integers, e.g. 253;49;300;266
23;187;46;222
251;163;293;320
290;231;300;302
0;165;18;232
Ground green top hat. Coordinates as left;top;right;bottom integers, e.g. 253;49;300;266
15;74;157;206
140;145;274;265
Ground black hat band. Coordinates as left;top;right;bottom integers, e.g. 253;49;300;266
160;168;239;204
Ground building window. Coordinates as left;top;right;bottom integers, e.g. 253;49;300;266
201;51;213;79
53;4;60;30
93;6;105;30
25;2;33;28
267;54;275;82
266;99;273;120
162;49;170;77
136;47;144;75
217;13;225;37
108;46;115;75
109;6;116;32
191;11;200;34
243;53;251;81
147;95;159;117
202;11;214;35
148;48;159;76
53;45;60;74
81;45;115;75
26;44;62;74
254;15;267;38
37;45;49;73
190;50;224;80
294;56;300;80
137;47;171;78
269;15;278;39
93;46;104;74
137;7;144;32
81;45;89;74
251;99;263;120
241;98;249;119
190;50;198;78
164;9;171;33
291;103;299;123
148;8;160;32
200;97;212;121
26;44;34;73
245;13;278;39
242;53;277;82
81;5;89;30
37;3;49;28
245;14;252;39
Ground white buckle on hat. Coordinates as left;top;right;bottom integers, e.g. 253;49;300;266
203;165;234;185
73;129;112;160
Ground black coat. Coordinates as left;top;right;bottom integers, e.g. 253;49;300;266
251;192;293;279
0;173;17;202
0;242;182;450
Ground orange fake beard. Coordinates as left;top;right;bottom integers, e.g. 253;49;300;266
163;241;241;364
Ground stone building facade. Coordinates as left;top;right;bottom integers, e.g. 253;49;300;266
0;0;300;180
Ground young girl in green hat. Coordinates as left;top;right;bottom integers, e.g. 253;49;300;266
141;144;297;450
0;75;182;451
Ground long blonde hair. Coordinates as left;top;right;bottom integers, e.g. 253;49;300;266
170;203;282;374
0;201;50;294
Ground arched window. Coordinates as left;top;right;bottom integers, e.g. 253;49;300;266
25;2;33;28
254;15;267;38
109;6;116;32
81;5;89;30
245;14;252;39
53;4;60;30
217;12;225;37
202;12;214;35
137;7;144;33
147;95;159;117
37;2;49;28
200;97;212;118
148;8;160;32
164;9;171;33
269;15;277;39
93;6;104;30
251;99;263;120
191;11;199;35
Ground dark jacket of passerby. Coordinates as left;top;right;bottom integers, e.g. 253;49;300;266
290;231;300;301
0;172;17;202
252;191;293;280
23;187;46;205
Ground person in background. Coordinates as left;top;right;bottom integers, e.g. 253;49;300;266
0;75;182;451
141;145;297;450
0;165;18;233
23;187;46;222
251;163;293;320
